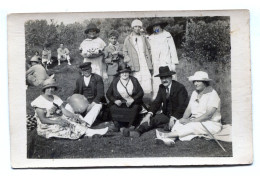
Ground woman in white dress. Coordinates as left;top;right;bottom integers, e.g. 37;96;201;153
156;71;222;145
146;20;179;99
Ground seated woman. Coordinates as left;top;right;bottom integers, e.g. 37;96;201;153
31;75;108;139
106;63;144;134
156;71;222;145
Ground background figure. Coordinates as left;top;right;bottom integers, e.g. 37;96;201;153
26;55;49;87
104;30;124;87
57;43;71;66
79;23;106;78
123;19;153;96
106;63;144;134
41;44;52;70
146;20;179;99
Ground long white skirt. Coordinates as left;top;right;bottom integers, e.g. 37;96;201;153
171;120;222;141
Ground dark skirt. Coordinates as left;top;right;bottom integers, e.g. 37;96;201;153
110;103;142;126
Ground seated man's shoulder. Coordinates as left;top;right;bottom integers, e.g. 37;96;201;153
92;73;103;80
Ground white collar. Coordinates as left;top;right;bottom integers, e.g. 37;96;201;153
83;75;92;86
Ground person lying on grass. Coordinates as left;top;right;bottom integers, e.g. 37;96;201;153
156;71;222;146
31;75;108;140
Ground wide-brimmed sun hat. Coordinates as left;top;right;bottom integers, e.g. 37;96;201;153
131;19;143;28
154;66;176;77
117;63;132;73
188;71;212;82
146;19;168;35
30;56;40;63
84;23;100;34
41;75;58;92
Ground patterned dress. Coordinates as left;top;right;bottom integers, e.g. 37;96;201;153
31;95;87;139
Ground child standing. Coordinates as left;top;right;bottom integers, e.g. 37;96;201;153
42;44;52;70
104;30;124;86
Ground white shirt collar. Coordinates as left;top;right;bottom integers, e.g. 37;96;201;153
83;75;92;86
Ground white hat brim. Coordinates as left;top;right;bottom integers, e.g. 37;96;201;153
188;76;212;82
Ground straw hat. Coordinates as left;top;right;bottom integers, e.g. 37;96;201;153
41;75;58;92
188;71;212;82
30;56;40;63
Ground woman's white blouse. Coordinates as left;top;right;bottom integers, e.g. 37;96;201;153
189;88;221;122
31;95;63;117
117;79;134;101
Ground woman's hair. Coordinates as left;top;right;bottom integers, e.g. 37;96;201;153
192;81;210;87
203;81;210;87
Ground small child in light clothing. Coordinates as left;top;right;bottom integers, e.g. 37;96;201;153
42;44;52;70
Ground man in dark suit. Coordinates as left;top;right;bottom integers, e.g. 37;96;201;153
128;66;189;137
65;62;106;127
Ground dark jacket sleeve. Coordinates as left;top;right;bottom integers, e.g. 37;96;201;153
93;75;105;103
149;85;164;115
131;77;144;103
171;85;189;119
106;79;117;103
73;77;81;94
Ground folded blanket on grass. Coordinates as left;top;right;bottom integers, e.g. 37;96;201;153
157;124;232;143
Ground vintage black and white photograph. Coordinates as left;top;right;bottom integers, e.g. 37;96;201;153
8;10;252;167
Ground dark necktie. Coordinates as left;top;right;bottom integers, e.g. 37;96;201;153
166;87;170;99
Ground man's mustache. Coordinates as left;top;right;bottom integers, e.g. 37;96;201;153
162;81;168;84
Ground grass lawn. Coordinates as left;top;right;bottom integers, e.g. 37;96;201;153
27;128;232;159
26;52;232;159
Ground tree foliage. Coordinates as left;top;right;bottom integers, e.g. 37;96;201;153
182;18;230;63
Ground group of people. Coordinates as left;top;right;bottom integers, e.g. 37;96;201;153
29;19;224;146
26;43;72;87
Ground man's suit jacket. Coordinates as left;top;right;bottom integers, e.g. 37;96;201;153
149;80;189;119
74;73;105;104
